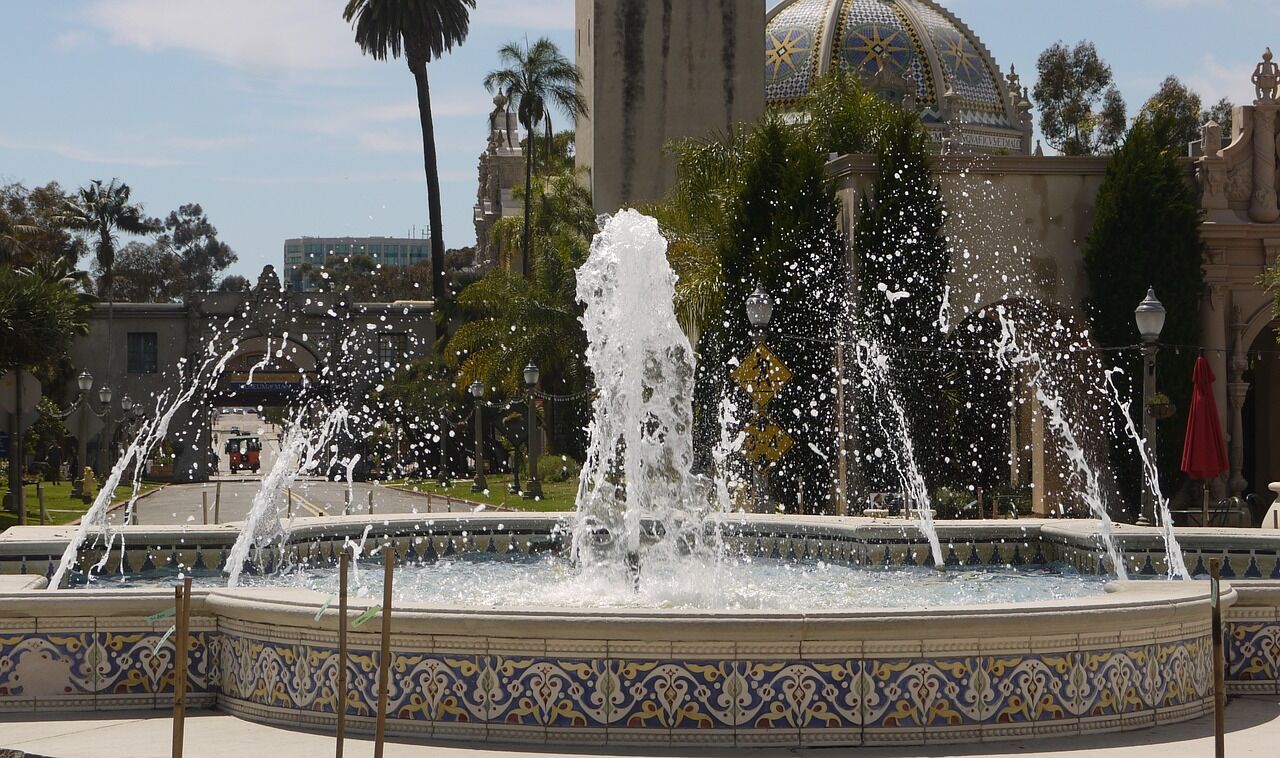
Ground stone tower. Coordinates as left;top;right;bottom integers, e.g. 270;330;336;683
575;1;766;214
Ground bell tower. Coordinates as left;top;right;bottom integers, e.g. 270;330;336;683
575;1;766;214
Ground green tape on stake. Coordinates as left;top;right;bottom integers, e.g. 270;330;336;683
153;624;176;652
350;605;381;628
147;607;176;624
314;594;337;621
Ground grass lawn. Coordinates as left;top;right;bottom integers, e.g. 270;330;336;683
391;473;577;513
0;480;161;531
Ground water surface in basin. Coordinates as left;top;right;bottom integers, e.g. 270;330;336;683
74;553;1107;610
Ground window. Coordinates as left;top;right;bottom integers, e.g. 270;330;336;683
378;333;408;368
127;333;158;374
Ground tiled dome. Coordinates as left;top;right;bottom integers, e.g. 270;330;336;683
766;0;1030;153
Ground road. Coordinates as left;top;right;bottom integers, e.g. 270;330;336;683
116;410;479;526
121;479;472;526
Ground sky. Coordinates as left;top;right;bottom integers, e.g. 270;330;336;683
0;0;1270;279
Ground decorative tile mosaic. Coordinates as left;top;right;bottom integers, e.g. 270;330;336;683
836;0;931;107
765;0;833;106
209;626;1216;745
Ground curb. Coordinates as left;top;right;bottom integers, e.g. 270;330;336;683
385;484;512;513
77;482;170;524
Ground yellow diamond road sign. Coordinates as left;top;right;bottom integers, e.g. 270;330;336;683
732;343;793;406
743;418;794;464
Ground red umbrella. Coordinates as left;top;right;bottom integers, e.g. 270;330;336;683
1181;355;1228;524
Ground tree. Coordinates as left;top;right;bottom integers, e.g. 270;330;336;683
1084;114;1206;510
344;0;477;303
449;170;594;456
1141;75;1204;152
719;117;850;511
484;38;587;278
1205;97;1235;141
1;182;87;269
0;262;91;376
1033;41;1126;155
160;203;237;294
57;179;160;377
852;109;952;489
94;204;237;302
107;241;174;302
217;275;252;293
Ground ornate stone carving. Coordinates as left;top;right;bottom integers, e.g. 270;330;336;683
255;265;282;293
1197;122;1229;211
1226;158;1252;205
1254;48;1279;103
1250;105;1279;222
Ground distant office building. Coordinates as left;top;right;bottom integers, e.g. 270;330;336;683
282;236;430;291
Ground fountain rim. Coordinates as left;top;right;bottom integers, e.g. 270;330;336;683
0;580;1234;639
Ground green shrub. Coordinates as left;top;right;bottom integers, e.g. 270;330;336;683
538;454;580;483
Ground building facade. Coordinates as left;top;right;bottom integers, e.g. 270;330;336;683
282;236;430;292
473;94;527;268
64;266;435;482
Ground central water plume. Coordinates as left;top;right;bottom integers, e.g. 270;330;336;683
572;210;714;571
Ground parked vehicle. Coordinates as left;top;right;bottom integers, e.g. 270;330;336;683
224;435;262;474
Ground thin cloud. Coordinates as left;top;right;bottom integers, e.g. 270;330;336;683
0;134;187;168
166;135;257;151
1187;54;1257;107
84;0;361;72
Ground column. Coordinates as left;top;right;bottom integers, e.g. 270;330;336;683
1030;393;1048;517
1228;320;1251;496
1250;103;1279;222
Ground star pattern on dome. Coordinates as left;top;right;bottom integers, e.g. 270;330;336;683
766;27;814;82
844;24;912;75
937;29;983;87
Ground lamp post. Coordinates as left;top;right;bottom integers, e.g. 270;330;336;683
523;363;543;499
470;380;487;492
1134;287;1167;527
71;370;94;495
745;285;775;511
94;384;113;477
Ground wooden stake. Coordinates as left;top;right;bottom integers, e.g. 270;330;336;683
213;481;222;524
37;481;47;525
1210;558;1225;758
201;491;208;525
343;489;350;516
172;575;193;758
367;489;374;516
335;549;349;758
373;545;393;757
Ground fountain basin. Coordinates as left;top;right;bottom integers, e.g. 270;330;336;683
1;514;1278;747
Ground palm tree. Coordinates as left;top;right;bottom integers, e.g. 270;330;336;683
450;170;594;454
483;38;587;278
344;0;476;303
58;179;159;378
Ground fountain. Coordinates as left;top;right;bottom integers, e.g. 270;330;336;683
0;211;1273;748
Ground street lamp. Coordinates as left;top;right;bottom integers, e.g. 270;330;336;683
746;285;775;512
523;363;543;499
1134;287;1166;527
470;380;487;492
746;285;774;341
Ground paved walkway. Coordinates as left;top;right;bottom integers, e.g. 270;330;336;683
2;697;1278;758
114;480;475;526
